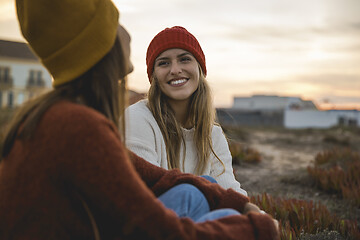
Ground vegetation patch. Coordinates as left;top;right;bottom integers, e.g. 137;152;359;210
307;148;360;206
228;140;262;164
251;193;360;240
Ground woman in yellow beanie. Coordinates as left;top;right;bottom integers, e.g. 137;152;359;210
125;26;248;195
0;0;279;239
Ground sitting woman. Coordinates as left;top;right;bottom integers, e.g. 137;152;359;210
0;0;278;239
125;26;247;195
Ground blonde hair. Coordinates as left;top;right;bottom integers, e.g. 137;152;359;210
148;66;225;175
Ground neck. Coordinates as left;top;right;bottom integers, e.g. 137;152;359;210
167;98;192;129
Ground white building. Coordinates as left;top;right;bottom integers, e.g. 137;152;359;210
220;95;359;128
233;95;317;111
0;39;52;108
284;109;360;129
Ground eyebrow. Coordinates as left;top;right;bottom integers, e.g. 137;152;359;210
155;52;192;63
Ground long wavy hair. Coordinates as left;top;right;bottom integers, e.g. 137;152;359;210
1;35;128;159
147;65;224;175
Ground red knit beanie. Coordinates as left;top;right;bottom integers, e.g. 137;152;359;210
146;26;206;82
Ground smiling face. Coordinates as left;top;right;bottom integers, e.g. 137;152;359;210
153;48;200;105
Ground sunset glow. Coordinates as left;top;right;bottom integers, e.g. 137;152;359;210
1;0;359;110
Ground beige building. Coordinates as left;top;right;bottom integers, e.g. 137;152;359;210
0;39;52;108
0;39;147;109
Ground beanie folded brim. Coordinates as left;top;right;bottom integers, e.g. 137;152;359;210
146;26;206;83
147;41;206;80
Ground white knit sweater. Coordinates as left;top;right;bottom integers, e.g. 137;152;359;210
124;100;247;196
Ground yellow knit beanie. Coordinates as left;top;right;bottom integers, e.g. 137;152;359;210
16;0;119;87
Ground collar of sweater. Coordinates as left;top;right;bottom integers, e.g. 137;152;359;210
181;127;195;141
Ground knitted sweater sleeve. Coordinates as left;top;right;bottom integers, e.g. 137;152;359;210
124;101;161;167
57;103;278;240
210;125;248;196
128;151;279;240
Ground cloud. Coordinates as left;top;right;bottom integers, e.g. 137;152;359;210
208;72;360;106
224;25;312;44
223;20;360;44
0;0;359;110
0;19;22;41
294;74;360;94
0;0;15;21
228;74;360;95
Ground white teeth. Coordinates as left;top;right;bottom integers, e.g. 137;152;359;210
170;79;187;85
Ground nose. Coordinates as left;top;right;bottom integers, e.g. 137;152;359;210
170;62;182;75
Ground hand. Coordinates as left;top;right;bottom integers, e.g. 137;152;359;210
243;202;262;214
244;203;279;234
273;219;279;232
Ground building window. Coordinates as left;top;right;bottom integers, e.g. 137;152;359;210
8;91;13;108
27;70;45;87
0;66;13;85
17;92;25;105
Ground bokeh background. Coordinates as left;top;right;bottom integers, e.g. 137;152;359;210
1;0;359;109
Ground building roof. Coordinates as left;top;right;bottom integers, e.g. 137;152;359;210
233;94;318;111
0;39;39;61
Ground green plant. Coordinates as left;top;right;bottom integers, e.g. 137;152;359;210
221;125;249;141
250;193;360;240
313;148;359;168
307;148;360;206
228;140;261;164
299;230;345;240
322;135;350;147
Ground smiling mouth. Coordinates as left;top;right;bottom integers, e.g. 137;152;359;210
168;78;188;86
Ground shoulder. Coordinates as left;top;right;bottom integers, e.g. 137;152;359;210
211;124;226;139
125;99;157;125
47;101;108;122
126;99;151;115
126;100;154;119
211;124;230;150
43;101;117;134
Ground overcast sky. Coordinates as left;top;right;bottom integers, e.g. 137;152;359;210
1;0;359;109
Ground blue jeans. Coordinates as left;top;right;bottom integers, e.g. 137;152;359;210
158;181;240;222
200;175;217;183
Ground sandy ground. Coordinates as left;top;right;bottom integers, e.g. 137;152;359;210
229;127;360;222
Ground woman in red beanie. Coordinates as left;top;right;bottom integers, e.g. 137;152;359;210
0;0;279;237
125;26;248;195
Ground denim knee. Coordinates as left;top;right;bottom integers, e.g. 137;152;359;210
158;183;207;207
158;183;210;220
195;208;241;223
201;175;217;183
172;184;205;198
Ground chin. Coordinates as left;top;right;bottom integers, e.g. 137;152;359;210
173;95;192;101
167;96;190;103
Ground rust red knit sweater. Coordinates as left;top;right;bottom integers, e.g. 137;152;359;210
0;101;279;240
